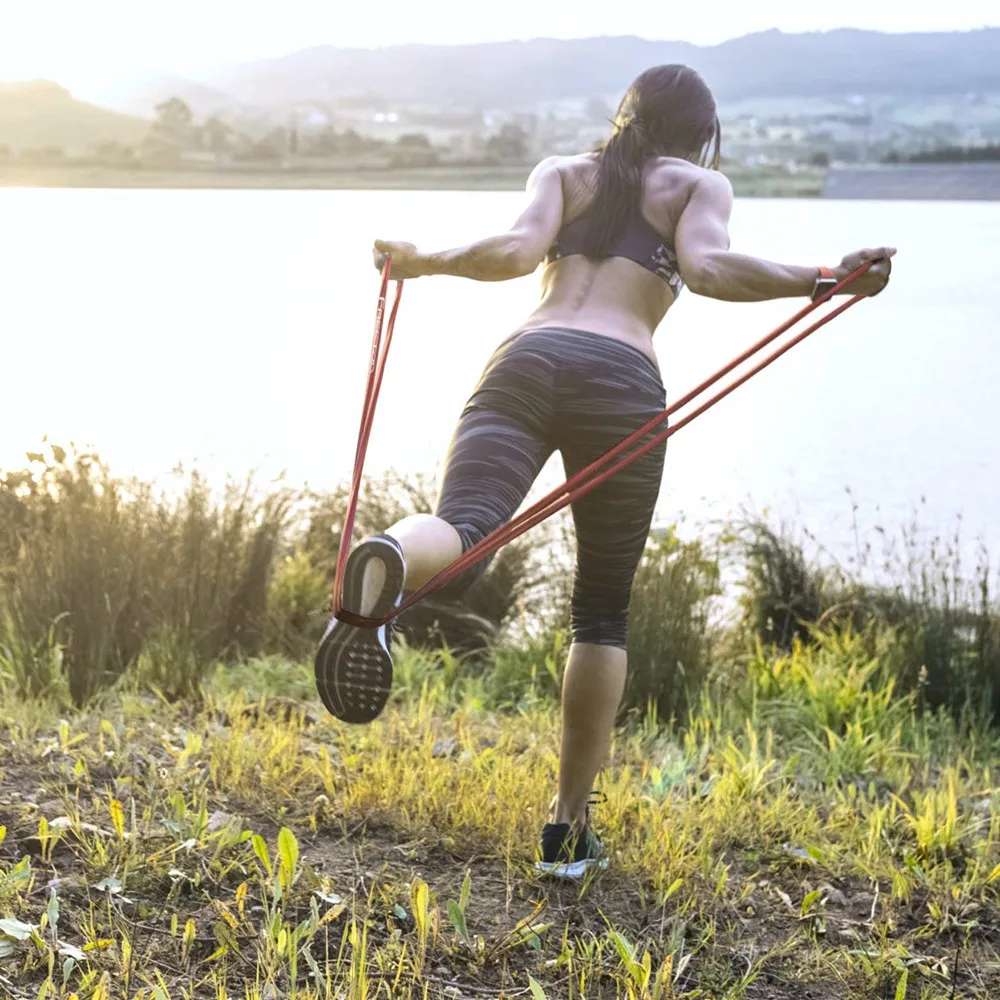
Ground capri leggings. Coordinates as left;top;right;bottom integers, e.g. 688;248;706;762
435;327;667;648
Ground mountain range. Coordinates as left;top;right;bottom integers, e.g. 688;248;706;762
132;28;1000;116
3;28;998;155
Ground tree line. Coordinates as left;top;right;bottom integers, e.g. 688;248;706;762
884;142;1000;164
139;98;533;166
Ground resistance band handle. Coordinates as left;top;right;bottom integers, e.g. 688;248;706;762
333;258;878;629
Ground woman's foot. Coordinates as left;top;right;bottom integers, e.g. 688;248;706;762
535;792;609;879
535;822;609;880
314;534;405;724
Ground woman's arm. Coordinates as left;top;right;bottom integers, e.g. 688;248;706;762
373;157;565;281
674;171;894;301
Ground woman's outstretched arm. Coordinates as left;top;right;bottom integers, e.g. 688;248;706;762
372;157;565;281
674;170;895;301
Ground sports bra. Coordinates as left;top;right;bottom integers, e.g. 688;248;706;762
545;210;684;298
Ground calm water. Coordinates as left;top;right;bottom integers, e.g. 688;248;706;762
2;188;998;566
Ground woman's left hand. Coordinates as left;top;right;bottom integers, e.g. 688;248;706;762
373;239;426;279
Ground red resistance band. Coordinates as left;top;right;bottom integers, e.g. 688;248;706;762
333;258;875;629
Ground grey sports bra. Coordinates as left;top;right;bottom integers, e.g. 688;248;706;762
545;210;683;298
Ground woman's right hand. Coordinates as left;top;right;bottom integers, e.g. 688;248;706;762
835;247;897;296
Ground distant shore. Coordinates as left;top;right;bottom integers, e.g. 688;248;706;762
0;162;826;197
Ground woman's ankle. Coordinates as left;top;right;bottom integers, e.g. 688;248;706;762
550;795;588;829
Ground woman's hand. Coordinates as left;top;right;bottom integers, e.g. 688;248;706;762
372;239;426;279
834;247;897;296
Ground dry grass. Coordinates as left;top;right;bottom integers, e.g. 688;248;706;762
1;637;999;1000
3;455;1000;997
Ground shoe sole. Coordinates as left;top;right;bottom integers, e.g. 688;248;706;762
534;857;609;880
315;536;405;724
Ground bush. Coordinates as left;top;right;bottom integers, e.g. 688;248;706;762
0;447;290;704
0;453;543;701
622;526;722;721
485;524;723;721
740;521;823;650
266;549;330;659
738;515;1000;721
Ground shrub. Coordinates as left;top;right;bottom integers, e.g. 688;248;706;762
0;447;290;704
738;515;1000;721
484;524;723;722
739;521;823;650
622;526;722;721
266;549;330;659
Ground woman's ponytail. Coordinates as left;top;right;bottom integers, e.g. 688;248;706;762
577;66;720;262
580;121;652;260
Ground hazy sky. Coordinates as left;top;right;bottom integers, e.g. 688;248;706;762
1;0;997;92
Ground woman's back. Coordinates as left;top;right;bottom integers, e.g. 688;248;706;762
517;152;707;360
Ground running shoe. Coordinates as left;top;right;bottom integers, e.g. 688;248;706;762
314;534;405;724
534;794;609;879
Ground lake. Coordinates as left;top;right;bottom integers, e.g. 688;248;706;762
2;188;998;572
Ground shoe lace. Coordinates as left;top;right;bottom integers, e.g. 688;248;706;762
585;790;607;828
545;790;606;828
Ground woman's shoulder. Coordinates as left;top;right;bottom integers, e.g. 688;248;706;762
646;158;732;200
535;152;598;176
647;156;713;182
543;153;600;201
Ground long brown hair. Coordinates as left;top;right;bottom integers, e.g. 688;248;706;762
581;65;721;259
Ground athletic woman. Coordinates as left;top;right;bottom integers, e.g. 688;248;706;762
316;64;894;879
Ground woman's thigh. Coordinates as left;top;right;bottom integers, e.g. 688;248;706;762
434;335;558;589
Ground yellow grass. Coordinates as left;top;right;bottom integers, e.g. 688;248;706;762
1;645;998;999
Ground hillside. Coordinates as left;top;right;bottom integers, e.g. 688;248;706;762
196;28;1000;111
94;73;243;119
0;81;149;153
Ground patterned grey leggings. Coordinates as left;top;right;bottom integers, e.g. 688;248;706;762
435;327;667;648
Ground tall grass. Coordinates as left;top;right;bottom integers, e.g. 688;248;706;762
474;523;722;721
739;510;1000;720
624;526;722;721
298;469;543;657
3;447;999;728
0;449;539;703
0;447;290;704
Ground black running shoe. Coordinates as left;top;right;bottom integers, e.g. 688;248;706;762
535;822;609;880
315;534;405;724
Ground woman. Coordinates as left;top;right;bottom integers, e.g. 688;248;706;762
316;64;894;879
